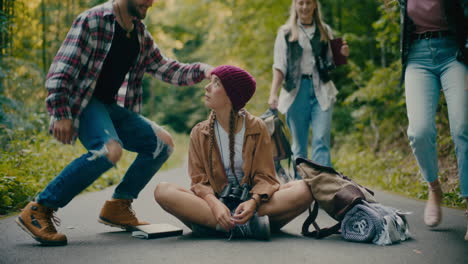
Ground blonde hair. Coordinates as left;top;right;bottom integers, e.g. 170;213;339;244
284;0;330;42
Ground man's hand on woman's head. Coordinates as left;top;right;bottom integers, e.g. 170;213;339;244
204;66;214;80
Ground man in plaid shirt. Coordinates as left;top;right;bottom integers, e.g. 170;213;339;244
16;0;212;246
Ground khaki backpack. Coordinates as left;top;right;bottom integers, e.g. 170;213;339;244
260;109;292;162
296;157;377;238
260;109;293;183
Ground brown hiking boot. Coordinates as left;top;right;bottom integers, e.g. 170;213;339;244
98;199;149;230
15;201;67;246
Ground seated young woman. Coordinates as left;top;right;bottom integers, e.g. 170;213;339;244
154;65;313;240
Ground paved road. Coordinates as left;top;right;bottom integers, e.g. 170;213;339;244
1;166;467;264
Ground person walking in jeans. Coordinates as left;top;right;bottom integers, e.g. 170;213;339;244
396;0;467;239
16;0;212;246
268;0;349;177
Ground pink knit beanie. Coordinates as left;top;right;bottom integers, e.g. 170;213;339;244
211;65;256;111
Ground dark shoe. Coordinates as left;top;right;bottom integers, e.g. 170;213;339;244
15;201;67;246
191;223;225;237
98;199;149;230
249;214;271;240
231;213;270;240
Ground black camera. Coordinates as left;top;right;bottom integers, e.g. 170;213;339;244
219;183;251;209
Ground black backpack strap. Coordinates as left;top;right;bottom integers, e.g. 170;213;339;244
272;131;283;154
309;223;341;239
301;201;319;237
302;201;341;239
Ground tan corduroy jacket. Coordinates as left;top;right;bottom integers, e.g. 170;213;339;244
189;111;280;202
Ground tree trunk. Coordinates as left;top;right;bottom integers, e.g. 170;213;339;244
41;0;47;72
0;0;15;59
337;0;342;32
1;0;5;59
381;42;386;67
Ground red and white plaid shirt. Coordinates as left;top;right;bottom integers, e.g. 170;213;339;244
46;1;208;135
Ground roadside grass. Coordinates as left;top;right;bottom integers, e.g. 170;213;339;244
332;139;465;209
0;130;190;216
2;126;464;217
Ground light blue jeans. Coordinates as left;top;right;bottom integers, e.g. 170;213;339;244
405;36;468;197
286;78;333;176
37;97;172;208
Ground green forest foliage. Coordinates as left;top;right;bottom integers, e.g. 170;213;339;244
0;0;464;215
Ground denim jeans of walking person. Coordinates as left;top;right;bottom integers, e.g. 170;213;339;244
405;36;468;197
36;97;172;208
286;78;333;178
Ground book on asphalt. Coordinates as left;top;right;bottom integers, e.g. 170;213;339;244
131;224;183;239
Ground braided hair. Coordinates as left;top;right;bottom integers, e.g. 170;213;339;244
208;111;217;180
208;109;241;185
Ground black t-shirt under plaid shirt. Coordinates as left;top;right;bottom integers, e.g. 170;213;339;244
94;22;140;104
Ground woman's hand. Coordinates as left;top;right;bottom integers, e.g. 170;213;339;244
268;94;279;110
232;199;257;225
340;40;350;57
269;69;284;110
210;199;235;231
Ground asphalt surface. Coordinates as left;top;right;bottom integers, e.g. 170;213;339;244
1;166;467;264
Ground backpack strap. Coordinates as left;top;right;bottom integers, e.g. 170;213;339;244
302;201;341;239
301;201;319;237
309;223;341;239
272;131;283;154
